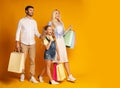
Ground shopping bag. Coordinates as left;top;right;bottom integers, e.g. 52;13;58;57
64;30;74;47
53;63;57;81
68;32;76;48
8;52;25;73
56;63;66;81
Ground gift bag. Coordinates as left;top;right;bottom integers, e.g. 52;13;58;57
64;30;75;48
8;52;25;73
56;63;66;81
68;32;76;48
53;63;57;81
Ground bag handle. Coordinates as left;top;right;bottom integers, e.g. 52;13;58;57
14;47;22;53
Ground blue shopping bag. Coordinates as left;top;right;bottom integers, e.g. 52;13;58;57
69;32;75;48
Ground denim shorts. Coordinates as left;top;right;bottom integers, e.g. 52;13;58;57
44;41;56;60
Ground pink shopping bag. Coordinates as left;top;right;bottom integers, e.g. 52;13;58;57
53;63;57;81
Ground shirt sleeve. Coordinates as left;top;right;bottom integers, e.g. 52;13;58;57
34;21;41;38
16;20;22;41
43;39;49;46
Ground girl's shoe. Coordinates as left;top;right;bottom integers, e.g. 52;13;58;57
38;75;44;83
49;80;59;84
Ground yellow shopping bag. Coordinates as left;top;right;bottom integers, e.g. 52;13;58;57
57;63;66;81
8;52;25;73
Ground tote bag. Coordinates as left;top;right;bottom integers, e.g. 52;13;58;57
8;52;25;73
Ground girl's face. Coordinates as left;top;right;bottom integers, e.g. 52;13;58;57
46;27;53;36
55;11;60;19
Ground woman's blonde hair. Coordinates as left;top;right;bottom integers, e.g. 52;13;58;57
51;9;64;28
52;9;60;21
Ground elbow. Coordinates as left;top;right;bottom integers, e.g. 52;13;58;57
46;47;49;50
46;48;49;50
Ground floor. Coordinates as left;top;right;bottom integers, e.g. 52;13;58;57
0;73;100;88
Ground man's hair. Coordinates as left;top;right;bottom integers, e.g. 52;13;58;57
25;5;34;11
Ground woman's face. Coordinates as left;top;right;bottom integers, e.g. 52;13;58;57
46;27;53;35
55;11;60;19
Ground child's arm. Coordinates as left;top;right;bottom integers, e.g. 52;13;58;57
44;40;52;50
45;42;52;50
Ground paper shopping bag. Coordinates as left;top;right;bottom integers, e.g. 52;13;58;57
8;52;25;73
57;63;66;81
64;30;74;47
68;32;76;48
53;63;57;81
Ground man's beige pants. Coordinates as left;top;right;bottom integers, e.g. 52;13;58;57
21;43;36;75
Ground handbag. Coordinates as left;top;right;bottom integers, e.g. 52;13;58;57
8;51;25;73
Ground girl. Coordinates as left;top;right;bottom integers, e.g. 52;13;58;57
38;25;60;84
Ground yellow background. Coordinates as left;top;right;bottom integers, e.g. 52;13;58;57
0;0;120;88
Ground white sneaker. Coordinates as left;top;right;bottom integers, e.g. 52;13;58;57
38;76;44;83
20;74;25;82
49;80;59;84
67;74;76;82
30;76;38;83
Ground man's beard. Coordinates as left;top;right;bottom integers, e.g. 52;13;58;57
27;12;33;17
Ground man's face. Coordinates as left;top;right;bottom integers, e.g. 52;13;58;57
26;8;34;17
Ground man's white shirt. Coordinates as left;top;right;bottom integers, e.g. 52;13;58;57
16;17;40;45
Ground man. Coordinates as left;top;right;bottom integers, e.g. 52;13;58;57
16;5;41;83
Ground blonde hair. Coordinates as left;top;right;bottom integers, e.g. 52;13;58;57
41;25;55;41
51;9;63;25
52;9;60;20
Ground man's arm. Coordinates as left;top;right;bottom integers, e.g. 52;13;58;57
34;21;41;38
15;20;21;52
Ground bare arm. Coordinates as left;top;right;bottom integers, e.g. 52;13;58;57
54;37;60;61
45;40;52;50
63;25;72;36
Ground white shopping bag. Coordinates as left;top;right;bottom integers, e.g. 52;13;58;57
8;52;25;73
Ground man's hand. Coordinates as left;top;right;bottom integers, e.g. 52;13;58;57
16;41;20;52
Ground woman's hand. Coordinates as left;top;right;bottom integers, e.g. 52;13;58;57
68;25;72;30
57;55;60;61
